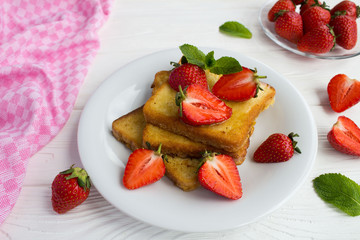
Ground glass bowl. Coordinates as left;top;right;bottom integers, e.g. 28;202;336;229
259;0;360;59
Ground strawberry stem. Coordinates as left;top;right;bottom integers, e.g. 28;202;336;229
288;132;302;154
61;165;91;190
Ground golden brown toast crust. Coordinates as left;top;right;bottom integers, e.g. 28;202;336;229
112;107;145;151
143;123;252;162
143;81;276;152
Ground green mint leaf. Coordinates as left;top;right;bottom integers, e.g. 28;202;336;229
179;44;206;69
209;56;243;75
313;173;360;217
205;51;216;69
219;21;252;39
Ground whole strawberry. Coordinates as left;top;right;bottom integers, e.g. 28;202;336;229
328;116;360;156
297;24;336;54
254;132;301;163
330;0;360;20
300;0;323;15
268;0;296;22
330;14;358;50
274;10;303;44
169;63;207;91
302;5;331;33
51;165;91;214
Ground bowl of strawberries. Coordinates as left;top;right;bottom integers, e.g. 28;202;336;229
259;0;360;59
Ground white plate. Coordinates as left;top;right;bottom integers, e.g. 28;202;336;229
78;48;317;232
259;0;360;59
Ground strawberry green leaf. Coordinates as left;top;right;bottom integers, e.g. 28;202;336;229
210;56;243;75
179;44;206;69
313;173;360;216
219;21;252;39
205;51;216;69
179;44;242;75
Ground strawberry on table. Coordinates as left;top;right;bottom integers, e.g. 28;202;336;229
268;0;296;22
327;74;360;112
51;165;91;214
328;116;360;156
297;24;336;54
302;4;331;33
274;10;303;44
169;63;208;91
123;145;165;190
330;0;360;20
198;152;242;200
212;67;266;102
254;132;301;163
330;14;358;50
176;84;232;126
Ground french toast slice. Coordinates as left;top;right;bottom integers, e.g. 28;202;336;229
112;106;200;191
142;123;253;165
143;79;276;153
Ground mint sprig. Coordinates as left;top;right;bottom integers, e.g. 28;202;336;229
219;21;252;39
179;44;242;75
313;173;360;216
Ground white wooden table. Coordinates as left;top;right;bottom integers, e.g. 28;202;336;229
2;0;360;239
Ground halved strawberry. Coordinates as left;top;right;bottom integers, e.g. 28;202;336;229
211;67;266;102
327;74;360;112
168;63;208;91
327;116;360;156
176;84;232;126
198;152;242;200
123;145;165;189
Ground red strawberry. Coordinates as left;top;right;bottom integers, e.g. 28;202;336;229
212;67;266;101
169;63;207;91
198;152;242;200
302;5;331;33
300;0;323;15
330;14;358;50
51;165;91;214
253;132;301;163
176;84;232;126
293;0;305;5
297;24;336;54
327;116;360;156
327;74;360;112
330;0;360;20
274;10;303;44
123;145;165;189
268;0;296;22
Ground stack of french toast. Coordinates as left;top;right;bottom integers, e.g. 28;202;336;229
112;59;276;192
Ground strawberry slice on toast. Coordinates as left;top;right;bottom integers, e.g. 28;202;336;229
176;84;232;126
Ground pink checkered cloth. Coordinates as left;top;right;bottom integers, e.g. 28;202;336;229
0;0;112;224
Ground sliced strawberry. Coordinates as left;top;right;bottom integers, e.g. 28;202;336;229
176;84;232;126
212;67;266;102
198;152;242;200
123;145;165;189
327;116;360;156
169;63;208;91
327;74;360;112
